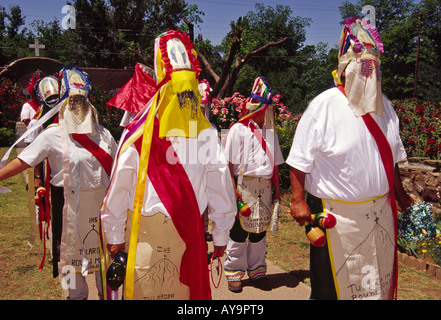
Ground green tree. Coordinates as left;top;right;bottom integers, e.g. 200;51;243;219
66;0;202;67
5;5;25;39
413;0;441;100
0;5;30;66
198;3;310;113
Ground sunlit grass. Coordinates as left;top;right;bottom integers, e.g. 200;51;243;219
0;147;63;300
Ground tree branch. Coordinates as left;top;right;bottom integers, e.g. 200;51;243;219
227;37;288;96
211;26;243;98
197;51;219;82
240;37;288;68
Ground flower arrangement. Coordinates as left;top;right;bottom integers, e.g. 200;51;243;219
398;202;437;242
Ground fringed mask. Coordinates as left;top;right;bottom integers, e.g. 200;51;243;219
332;17;384;117
59;65;92;101
59;66;97;135
153;30;210;138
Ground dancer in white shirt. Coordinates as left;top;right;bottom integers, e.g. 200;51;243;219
223;77;283;293
0;66;117;300
100;31;236;300
287;17;412;300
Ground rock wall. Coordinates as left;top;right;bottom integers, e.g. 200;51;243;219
399;157;441;217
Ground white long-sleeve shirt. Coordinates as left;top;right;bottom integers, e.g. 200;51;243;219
101;125;236;247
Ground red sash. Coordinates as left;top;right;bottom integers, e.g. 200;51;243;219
134;118;211;300
247;121;278;184
228;117;278;184
71;134;113;177
337;85;398;299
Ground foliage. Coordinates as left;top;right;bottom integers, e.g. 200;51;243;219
215;3;312;111
89;85;124;140
394;98;441;159
0;128;16;147
0;5;37;66
0;77;25;130
210;92;246;130
210;92;294;130
418;233;441;266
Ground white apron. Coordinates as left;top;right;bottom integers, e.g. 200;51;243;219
125;212;189;300
324;194;396;300
59;188;106;274
238;176;272;233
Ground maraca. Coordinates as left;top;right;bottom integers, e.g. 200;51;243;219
237;200;251;217
35;187;46;206
305;212;336;247
311;212;337;229
305;224;326;247
36;187;46;197
106;251;128;291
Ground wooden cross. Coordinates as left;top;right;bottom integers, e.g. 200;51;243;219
29;38;45;57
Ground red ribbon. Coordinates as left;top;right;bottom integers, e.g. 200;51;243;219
71;134;113;177
337;85;398;299
134;118;211;299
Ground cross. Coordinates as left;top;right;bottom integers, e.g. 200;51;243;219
29;38;45;57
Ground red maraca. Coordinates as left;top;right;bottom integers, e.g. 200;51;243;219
311;212;337;229
305;212;336;247
237;200;251;217
36;187;46;198
35;187;46;205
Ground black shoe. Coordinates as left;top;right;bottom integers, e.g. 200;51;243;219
227;280;243;293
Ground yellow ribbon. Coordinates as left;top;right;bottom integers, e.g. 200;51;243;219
124;91;160;300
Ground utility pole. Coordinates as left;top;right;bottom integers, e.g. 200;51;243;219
412;12;427;98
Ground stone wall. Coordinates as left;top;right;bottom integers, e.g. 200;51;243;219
399;157;441;217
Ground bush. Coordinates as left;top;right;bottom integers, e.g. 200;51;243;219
394;98;441;159
0;128;16;147
0;77;25;131
90;85;124;140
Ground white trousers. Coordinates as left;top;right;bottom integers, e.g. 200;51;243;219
224;237;267;281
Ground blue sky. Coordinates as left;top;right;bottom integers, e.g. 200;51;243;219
2;0;350;47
